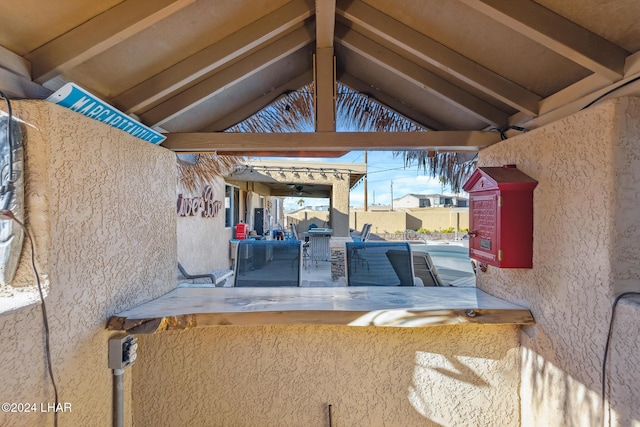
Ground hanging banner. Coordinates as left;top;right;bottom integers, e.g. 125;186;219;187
47;83;165;144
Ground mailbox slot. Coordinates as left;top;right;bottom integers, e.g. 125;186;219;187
463;165;537;268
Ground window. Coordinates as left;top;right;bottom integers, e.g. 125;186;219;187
225;184;240;227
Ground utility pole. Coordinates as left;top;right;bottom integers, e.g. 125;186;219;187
364;151;368;212
390;180;394;211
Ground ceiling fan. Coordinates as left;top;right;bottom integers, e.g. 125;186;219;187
287;184;312;196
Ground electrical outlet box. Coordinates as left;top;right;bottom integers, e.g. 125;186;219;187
108;334;138;370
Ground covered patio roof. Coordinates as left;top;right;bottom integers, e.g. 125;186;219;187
226;160;366;199
1;1;640;154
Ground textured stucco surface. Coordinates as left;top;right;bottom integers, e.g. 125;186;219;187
177;176;233;273
0;101;176;427
350;209;470;234
476;97;640;427
134;324;521;427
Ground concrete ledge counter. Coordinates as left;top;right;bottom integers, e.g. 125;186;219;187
108;287;534;334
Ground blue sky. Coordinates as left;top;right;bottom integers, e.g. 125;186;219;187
265;151;461;211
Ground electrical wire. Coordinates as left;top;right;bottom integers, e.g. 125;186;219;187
601;291;640;427
582;76;640;111
489;125;527;140
0;209;59;427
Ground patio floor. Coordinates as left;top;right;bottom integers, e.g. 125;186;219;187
301;260;339;287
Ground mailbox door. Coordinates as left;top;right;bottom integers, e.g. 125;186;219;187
469;191;500;266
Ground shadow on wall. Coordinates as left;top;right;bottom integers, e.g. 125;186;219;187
408;334;520;426
522;344;601;426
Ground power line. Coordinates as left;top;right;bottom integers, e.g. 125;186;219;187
366;166;415;174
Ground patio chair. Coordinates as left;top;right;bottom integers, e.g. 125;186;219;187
178;262;216;284
351;223;372;242
177;262;233;287
411;249;444;287
233;239;302;287
344;241;424;286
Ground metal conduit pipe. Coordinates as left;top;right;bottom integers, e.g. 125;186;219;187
113;369;124;427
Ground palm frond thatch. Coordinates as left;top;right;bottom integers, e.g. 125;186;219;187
177;153;244;194
225;82;476;192
396;151;476;194
227;88;315;133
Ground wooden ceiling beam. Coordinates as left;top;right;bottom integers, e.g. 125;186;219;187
314;0;337;131
26;0;197;84
336;25;509;126
0;68;52;99
315;0;336;49
113;0;314;114
315;47;336;131
217;150;348;158
514;68;640;131
337;0;540;117
140;23;315;127
0;46;51;98
459;0;629;81
0;46;31;80
162;130;501;152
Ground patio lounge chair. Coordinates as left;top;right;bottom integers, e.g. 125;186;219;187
178;262;216;284
410;250;444;287
233;239;302;287
344;241;424;286
351;223;372;242
177;263;233;287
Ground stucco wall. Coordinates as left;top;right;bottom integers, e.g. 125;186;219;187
134;324;521;427
351;211;408;234
408;209;469;232
177;176;233;272
476;97;640;426
350;209;469;235
286;208;330;231
0;101;176;427
331;178;351;237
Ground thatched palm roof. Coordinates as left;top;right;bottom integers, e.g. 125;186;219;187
177;154;243;194
226;82;475;193
179;82;475;194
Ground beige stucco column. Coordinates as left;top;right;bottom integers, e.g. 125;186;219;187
331;178;350;237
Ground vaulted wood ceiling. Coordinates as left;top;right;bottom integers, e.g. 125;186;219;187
1;0;640;154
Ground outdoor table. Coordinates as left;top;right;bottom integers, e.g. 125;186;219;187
108;286;534;334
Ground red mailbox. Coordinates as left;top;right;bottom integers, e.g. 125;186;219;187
462;165;537;268
235;223;248;240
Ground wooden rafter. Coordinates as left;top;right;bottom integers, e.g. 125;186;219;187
336;24;509;126
337;0;541;116
459;0;629;81
26;0;197;84
113;0;314;114
140;23;315;127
